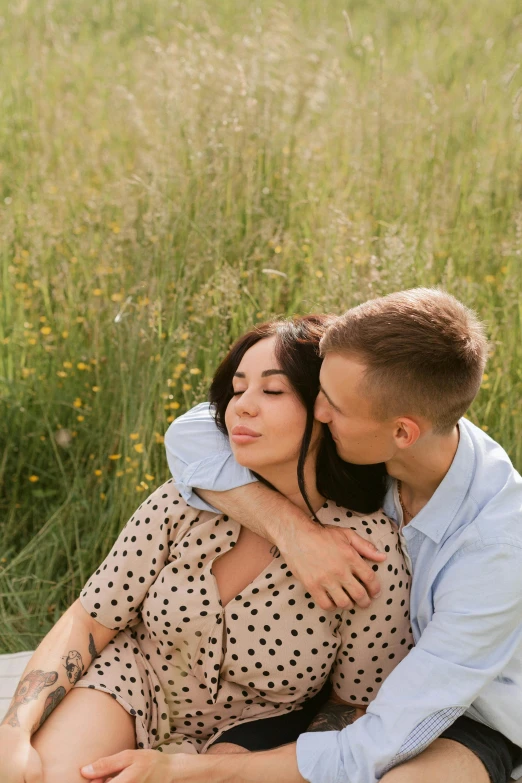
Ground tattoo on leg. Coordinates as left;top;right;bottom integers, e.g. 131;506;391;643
35;686;67;731
61;649;85;685
88;632;99;662
2;670;58;728
307;701;357;732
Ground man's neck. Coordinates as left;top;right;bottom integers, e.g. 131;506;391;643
386;424;460;517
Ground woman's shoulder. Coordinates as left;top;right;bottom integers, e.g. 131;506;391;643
316;500;398;546
133;479;225;531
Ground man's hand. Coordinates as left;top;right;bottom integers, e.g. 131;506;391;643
198;484;386;611
277;522;386;611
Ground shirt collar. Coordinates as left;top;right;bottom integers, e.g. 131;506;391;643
383;419;475;544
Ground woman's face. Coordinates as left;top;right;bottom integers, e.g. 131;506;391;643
224;336;314;474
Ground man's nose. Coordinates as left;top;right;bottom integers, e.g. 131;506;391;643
314;393;331;423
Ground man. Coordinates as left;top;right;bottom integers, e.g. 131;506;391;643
163;289;522;783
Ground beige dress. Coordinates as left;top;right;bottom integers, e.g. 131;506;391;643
75;478;413;754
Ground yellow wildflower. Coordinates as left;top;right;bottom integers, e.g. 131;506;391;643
29;475;39;483
73;398;82;408
63;361;73;368
182;384;191;391
109;454;121;460
77;362;88;370
93;289;103;296
40;326;52;335
130;432;139;440
189;368;201;375
170;401;180;409
181;332;189;340
77;415;85;422
92;386;101;392
100;493;106;500
133;443;144;454
145;473;154;481
94;469;102;476
57;371;67;378
154;432;164;444
116;470;124;477
484;275;495;283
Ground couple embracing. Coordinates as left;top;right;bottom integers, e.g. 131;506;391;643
3;288;522;783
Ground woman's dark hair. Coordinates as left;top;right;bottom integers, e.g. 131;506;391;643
208;315;388;520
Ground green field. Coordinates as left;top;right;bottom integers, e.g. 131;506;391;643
1;0;522;651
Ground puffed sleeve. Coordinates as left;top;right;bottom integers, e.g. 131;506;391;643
330;518;414;705
79;478;202;631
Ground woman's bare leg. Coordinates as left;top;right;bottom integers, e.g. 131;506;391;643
206;742;250;754
31;686;136;783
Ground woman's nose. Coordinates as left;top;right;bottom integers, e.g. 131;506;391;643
235;390;258;417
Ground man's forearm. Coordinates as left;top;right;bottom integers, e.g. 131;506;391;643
206;743;306;783
197;483;314;546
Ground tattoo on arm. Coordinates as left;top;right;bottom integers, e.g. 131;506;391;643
88;632;99;662
2;633;100;732
35;686;67;731
2;670;58;728
307;701;357;732
61;649;85;685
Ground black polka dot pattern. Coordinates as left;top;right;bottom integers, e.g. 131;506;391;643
74;481;413;753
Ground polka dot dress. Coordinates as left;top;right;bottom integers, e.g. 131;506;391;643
75;479;413;754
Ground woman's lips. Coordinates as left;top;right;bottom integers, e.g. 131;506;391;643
231;425;261;444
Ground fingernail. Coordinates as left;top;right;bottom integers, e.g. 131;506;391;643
81;765;94;774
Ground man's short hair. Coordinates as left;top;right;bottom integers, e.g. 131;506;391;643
319;288;489;434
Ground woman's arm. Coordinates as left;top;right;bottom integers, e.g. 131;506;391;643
328;520;413;705
1;599;117;736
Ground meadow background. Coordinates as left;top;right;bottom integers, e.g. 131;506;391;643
1;0;522;652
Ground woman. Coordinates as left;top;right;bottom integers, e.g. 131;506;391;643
1;316;412;782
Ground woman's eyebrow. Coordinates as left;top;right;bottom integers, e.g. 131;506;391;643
319;384;343;413
233;369;287;378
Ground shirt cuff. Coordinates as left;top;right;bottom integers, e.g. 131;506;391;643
296;731;345;783
172;453;258;513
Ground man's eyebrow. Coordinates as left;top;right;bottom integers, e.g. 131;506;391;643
319;384;343;413
233;369;287;378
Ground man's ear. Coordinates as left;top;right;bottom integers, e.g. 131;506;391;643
393;417;421;449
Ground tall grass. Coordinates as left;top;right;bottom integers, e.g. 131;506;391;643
1;0;522;651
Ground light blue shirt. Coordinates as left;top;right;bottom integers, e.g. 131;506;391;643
165;403;522;782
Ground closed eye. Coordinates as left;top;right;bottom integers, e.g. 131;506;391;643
231;390;283;396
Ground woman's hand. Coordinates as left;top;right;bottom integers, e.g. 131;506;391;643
278;522;386;611
80;749;218;783
0;725;44;783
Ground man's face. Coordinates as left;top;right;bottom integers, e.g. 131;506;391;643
315;352;399;465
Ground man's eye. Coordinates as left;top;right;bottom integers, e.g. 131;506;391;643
264;391;283;395
232;391;244;396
